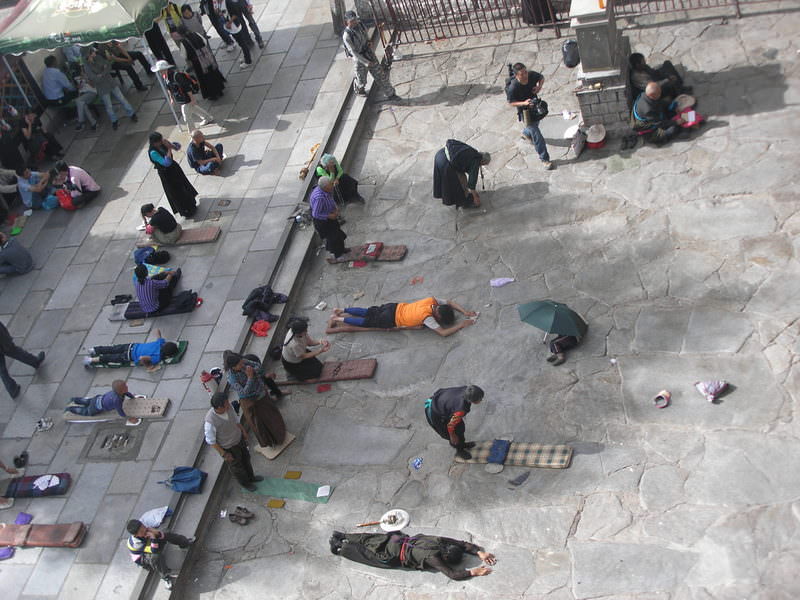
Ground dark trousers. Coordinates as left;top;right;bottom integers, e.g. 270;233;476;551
145;25;175;66
210;13;234;45
93;343;133;364
72;189;100;208
224;438;255;486
232;30;252;63
0;345;39;394
111;62;145;90
138;532;192;580
313;218;347;257
154;269;181;310
240;9;263;44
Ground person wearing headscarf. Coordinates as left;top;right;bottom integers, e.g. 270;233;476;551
316;154;364;204
147;131;197;218
177;22;226;101
329;530;496;580
224;351;287;448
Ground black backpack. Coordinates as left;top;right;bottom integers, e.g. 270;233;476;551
562;40;580;68
168;71;199;103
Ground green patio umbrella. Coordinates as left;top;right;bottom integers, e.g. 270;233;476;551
517;300;588;341
0;0;167;55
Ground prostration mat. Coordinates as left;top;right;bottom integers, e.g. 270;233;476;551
241;477;331;503
0;522;87;548
275;359;377;386
123;292;198;320
64;398;171;422
2;473;71;498
326;242;408;264
454;442;573;469
88;341;188;368
135;225;221;247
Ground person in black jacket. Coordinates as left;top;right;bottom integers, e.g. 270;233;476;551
424;385;484;459
329;531;496;580
433;139;490;208
141;203;182;244
0;320;45;399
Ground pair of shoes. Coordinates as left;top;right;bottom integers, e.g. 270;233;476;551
35;351;45;369
456;448;472;460
229;513;249;526
463;441;476;449
233;506;255;520
112;120;119;130
34;417;54;433
546;354;557;363
9;383;20;399
243;482;257;492
542;160;554;170
250;475;264;483
240;62;251;70
355;88;367;97
550;353;566;366
130;113;138;122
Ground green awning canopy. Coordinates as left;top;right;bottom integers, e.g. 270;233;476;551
0;0;168;55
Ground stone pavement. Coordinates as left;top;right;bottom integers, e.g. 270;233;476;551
183;6;800;600
0;0;353;598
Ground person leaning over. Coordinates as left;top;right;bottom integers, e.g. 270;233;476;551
141;203;182;245
424;384;484;460
125;519;194;591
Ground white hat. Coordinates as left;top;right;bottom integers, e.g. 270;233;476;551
586;124;606;144
150;59;173;73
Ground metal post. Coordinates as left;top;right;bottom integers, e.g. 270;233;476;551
2;55;32;108
141;44;182;128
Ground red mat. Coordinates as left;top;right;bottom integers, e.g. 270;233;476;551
327;243;407;264
276;359;377;385
136;226;221;247
0;522;87;548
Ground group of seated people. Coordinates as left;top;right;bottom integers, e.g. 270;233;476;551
629;52;700;144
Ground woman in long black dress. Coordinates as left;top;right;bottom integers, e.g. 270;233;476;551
177;25;226;101
147;132;197;218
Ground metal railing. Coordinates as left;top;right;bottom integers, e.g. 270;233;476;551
367;0;571;48
608;0;788;20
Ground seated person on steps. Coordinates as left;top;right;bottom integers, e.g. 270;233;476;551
327;296;477;337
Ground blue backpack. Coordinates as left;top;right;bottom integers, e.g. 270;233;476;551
158;467;207;494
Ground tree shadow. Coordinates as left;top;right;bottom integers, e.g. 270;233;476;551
406;84;504;107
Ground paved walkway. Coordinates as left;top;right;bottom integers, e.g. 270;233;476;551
0;1;350;598
184;6;800;600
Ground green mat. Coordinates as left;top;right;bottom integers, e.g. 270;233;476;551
242;477;331;503
91;341;189;368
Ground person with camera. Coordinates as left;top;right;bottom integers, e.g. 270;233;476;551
506;63;553;170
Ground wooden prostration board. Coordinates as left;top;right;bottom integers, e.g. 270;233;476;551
135;226;221;247
275;359;377;386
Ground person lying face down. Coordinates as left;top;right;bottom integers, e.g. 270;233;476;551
329;530;496;580
327;296;478;337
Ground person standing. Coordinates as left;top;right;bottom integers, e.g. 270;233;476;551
424;385;484;460
83;45;138;131
0;320;45;399
310;176;349;259
433;139;491;208
204;392;263;491
158;61;214;133
0;232;33;277
506;62;552;170
147;131;198;218
224;351;287;448
125;519;194;591
145;20;176;66
281;319;329;381
177;25;226;101
141;203;182;245
201;0;236;52
226;0;264;49
342;11;399;101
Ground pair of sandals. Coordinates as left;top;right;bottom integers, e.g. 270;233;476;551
228;506;255;526
546;353;566;366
